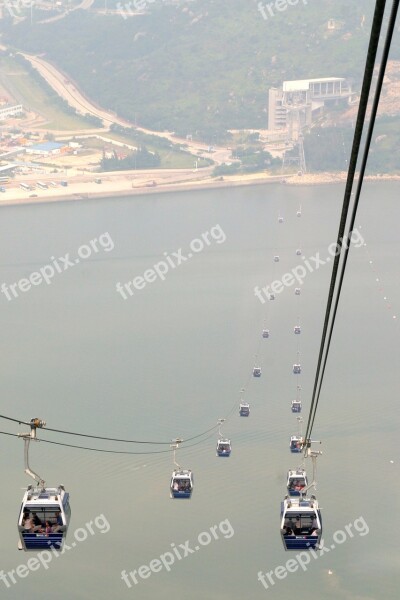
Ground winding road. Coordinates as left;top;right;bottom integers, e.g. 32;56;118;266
20;52;231;165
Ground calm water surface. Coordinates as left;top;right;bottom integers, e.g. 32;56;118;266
0;182;399;600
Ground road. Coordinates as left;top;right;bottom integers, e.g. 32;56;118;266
20;52;232;165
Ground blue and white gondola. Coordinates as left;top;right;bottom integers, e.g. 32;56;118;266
291;399;302;413
287;469;308;497
290;436;303;453
239;402;250;417
18;485;71;551
280;495;322;551
216;439;231;457
170;470;193;499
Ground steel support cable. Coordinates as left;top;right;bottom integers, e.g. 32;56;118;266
0;413;219;446
304;0;388;445
308;0;400;437
0;429;215;455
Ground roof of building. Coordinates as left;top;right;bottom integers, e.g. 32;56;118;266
28;142;64;152
0;163;17;172
283;78;346;92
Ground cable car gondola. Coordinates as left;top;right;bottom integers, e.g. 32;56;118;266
291;399;302;413
170;470;193;499
17;418;71;551
216;439;231;457
296;249;302;256
269;293;276;301
290;436;303;453
294;326;301;335
262;329;270;339
287;469;308;497
170;440;193;499
274;255;280;263
280;496;322;551
293;364;301;374
253;366;262;377
18;485;71;551
239;402;250;417
278;216;284;223
294;288;301;296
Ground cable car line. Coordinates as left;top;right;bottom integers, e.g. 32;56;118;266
307;0;399;440
0;429;215;456
0;413;219;446
304;0;390;445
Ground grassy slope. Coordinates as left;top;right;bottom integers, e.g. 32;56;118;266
0;55;95;130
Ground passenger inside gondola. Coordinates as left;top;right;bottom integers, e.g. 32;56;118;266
289;479;305;492
284;514;316;536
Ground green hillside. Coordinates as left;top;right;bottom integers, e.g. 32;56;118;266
1;0;395;138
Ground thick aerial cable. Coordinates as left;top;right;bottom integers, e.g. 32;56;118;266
304;0;391;444
0;413;218;446
0;429;215;456
307;0;400;439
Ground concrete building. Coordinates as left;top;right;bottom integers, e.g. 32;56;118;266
268;88;287;131
268;77;354;138
0;104;23;120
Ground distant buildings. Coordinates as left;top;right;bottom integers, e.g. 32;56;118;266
268;77;354;140
25;141;65;156
0;104;23;120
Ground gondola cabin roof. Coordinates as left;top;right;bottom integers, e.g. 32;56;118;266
217;438;231;446
22;486;68;506
172;469;192;479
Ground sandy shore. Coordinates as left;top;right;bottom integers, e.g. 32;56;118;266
1;170;399;207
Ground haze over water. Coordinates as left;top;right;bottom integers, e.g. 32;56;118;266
0;182;399;600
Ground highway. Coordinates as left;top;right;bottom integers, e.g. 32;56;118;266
20;52;232;165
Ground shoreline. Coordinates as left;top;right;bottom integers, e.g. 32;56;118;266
1;171;399;208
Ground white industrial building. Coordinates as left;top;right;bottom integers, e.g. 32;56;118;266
0;104;23;120
268;78;354;137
